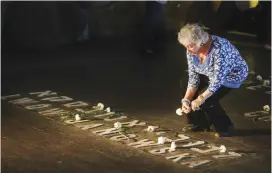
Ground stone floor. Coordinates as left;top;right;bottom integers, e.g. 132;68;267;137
2;33;271;173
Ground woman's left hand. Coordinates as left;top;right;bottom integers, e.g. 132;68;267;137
191;97;205;111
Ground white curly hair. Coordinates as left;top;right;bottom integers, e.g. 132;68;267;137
178;23;209;48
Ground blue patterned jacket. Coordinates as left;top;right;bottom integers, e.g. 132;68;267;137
187;35;248;93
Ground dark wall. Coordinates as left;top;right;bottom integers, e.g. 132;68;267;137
2;1;88;50
1;1;195;50
3;1;267;51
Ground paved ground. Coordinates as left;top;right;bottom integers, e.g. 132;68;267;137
3;102;200;173
2;33;271;173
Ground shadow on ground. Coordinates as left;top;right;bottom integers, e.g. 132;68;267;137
232;129;271;137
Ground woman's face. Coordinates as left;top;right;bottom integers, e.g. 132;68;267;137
185;43;200;54
177;36;200;54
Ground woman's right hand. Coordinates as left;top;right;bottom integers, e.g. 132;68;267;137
181;101;191;114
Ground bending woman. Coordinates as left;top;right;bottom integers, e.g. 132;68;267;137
178;23;248;137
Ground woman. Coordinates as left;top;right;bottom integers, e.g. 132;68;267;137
177;23;248;137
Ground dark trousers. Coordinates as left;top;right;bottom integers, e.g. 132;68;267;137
182;75;233;132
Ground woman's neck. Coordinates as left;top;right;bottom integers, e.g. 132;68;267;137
197;36;212;58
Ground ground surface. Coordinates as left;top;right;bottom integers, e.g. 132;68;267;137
2;33;271;173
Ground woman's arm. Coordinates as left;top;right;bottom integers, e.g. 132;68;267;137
184;53;200;101
209;49;227;89
184;87;198;101
200;49;228;100
199;89;213;100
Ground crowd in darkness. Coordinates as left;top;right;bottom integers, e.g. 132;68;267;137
1;1;271;51
142;1;271;54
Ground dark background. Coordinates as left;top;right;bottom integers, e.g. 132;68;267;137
1;1;271;52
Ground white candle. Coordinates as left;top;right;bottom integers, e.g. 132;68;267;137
105;107;111;113
256;75;262;81
219;145;227;153
147;126;155;132
263;80;270;86
176;108;183;116
114;122;122;129
263;105;270;112
169;142;176;152
158;136;166;144
75;114;81;121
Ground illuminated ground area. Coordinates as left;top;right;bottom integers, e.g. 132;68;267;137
2;35;271;173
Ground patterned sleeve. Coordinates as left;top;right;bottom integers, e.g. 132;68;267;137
207;49;228;93
187;53;200;88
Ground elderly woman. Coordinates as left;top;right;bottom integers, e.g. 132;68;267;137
178;23;248;137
